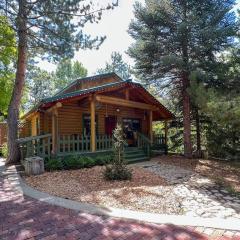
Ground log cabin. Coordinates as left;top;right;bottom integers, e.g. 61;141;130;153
18;72;174;161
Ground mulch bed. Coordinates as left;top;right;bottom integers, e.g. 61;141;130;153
24;166;183;214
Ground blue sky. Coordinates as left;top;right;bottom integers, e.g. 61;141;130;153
38;0;240;75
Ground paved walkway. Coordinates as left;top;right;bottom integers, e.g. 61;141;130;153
137;161;240;219
1;159;240;240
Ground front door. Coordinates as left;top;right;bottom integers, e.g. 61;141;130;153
105;116;117;135
123;118;141;146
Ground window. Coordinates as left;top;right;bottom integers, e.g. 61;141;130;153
82;114;98;136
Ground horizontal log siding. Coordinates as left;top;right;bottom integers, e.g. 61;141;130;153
55;101;149;136
41;113;51;135
58;102;82;135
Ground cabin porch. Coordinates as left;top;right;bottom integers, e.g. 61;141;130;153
18;93;168;161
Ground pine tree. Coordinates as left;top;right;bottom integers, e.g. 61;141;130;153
96;51;131;79
55;59;88;90
0;0;118;164
26;66;55;107
128;0;238;157
189;44;240;160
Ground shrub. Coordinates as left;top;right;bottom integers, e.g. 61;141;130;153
63;155;83;170
83;156;95;168
45;158;63;171
46;152;113;171
104;165;132;181
95;154;113;165
104;124;132;181
1;143;8;158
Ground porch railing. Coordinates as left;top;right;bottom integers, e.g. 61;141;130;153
137;132;151;157
96;135;113;150
58;134;113;155
152;134;167;153
153;134;166;145
17;134;52;160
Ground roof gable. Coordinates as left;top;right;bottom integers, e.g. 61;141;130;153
54;72;123;96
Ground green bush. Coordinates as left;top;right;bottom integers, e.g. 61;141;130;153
83;156;95;168
63;155;84;170
45;158;63;171
1;143;8;158
104;165;132;181
95;155;113;165
46;152;113;171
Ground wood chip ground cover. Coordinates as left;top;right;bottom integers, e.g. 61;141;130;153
24;156;240;215
24;166;183;214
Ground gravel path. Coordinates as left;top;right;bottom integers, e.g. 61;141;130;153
135;161;240;219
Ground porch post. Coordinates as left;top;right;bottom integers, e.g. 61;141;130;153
149;110;153;143
51;109;58;155
90;94;96;152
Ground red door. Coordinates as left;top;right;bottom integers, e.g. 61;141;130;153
105;116;117;135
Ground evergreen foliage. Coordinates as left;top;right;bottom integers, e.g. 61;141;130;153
96;51;131;79
26;66;55;107
0;16;16;115
25;59;88;109
55;59;88;90
128;0;239;157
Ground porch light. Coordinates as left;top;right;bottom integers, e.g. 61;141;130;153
116;108;120;112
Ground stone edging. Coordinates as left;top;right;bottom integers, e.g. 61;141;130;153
4;163;240;231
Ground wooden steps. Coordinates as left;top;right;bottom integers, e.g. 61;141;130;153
124;147;149;164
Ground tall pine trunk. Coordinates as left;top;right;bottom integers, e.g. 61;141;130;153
182;73;192;158
181;0;192;158
6;0;27;164
195;108;201;155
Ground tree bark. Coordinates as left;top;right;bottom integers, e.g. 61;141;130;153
182;73;192;158
6;0;27;165
195;107;201;154
181;0;192;158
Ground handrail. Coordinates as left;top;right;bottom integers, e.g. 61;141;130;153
17;134;52;160
137;132;151;157
16;134;52;143
138;132;151;144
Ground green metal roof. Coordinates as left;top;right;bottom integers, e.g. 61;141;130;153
42;79;133;104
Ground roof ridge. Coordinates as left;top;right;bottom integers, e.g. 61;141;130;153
53;72;123;97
